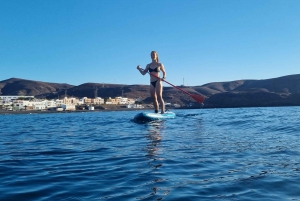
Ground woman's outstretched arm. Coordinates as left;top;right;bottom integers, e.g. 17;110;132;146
137;64;149;75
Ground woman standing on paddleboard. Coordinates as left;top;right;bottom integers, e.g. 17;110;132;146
137;51;167;114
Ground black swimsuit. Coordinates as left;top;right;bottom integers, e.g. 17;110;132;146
149;64;159;87
149;66;159;73
151;80;158;87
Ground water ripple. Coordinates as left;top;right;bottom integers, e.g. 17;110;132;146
1;108;300;200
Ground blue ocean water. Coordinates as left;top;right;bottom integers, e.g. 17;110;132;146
0;107;300;201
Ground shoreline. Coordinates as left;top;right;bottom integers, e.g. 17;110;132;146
1;105;294;115
0;108;149;115
0;106;195;115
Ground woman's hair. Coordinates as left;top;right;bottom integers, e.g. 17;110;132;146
151;51;159;63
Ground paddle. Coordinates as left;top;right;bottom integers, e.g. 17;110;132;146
147;71;205;104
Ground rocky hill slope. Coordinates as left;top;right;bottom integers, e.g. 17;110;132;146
0;78;74;97
1;74;300;108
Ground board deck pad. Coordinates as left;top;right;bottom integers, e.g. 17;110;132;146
134;111;176;121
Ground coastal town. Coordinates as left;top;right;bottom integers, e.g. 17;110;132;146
0;95;149;112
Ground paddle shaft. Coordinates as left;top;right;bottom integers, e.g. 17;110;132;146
148;72;194;97
139;67;205;103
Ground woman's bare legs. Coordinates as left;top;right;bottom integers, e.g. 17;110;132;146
150;85;159;112
156;81;165;114
150;81;165;113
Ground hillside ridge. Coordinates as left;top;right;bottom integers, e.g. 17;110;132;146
1;74;300;108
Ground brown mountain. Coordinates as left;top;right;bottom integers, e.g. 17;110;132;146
197;74;300;108
0;78;74;97
1;74;300;108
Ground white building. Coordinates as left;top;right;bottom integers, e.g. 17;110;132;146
127;104;144;109
93;97;105;105
115;97;128;104
115;97;136;105
44;100;57;109
13;100;29;110
105;97;113;104
32;102;46;110
55;99;64;107
63;97;79;105
88;105;94;110
78;98;86;105
61;104;76;111
127;98;135;104
0;95;34;101
0;100;12;106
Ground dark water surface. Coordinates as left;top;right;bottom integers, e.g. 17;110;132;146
1;107;300;201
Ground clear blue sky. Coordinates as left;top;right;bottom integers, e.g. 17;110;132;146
1;0;299;86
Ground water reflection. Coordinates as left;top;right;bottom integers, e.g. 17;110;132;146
143;121;167;200
145;121;165;158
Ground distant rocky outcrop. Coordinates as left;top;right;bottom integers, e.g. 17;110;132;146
198;74;300;108
1;74;300;108
0;78;74;97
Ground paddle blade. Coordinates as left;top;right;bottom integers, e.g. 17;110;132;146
191;94;205;103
